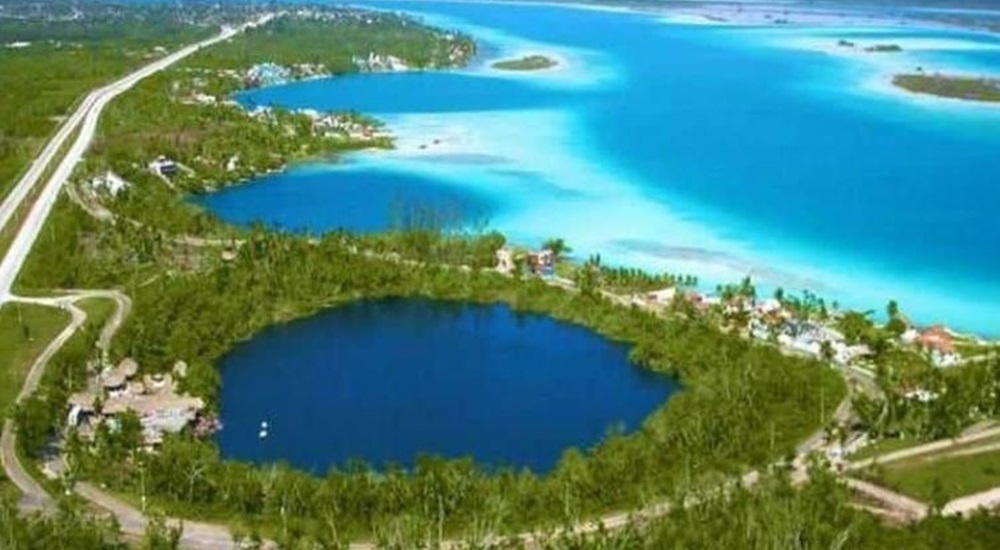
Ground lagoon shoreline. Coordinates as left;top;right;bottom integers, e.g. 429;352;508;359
204;1;1000;337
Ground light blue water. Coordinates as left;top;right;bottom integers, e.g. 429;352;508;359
217;299;676;473
197;1;1000;334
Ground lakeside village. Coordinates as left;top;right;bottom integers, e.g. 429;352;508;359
181;8;473;93
496;247;990;380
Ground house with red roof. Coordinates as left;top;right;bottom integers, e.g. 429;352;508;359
917;325;960;366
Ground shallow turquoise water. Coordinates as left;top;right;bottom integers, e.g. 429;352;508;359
217;299;676;473
198;1;1000;334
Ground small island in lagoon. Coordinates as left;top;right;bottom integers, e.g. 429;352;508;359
837;40;903;52
491;54;558;71
865;44;903;53
893;73;1000;103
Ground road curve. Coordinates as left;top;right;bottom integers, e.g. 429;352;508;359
0;297;83;510
945;485;1000;517
843;477;929;522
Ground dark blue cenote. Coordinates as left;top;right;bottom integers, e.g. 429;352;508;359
216;299;676;473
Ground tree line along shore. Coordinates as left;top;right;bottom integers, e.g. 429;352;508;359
893;73;1000;103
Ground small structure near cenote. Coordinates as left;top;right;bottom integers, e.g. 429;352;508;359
67;358;208;447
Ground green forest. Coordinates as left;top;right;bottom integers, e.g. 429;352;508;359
0;1;236;200
74;8;474;235
894;73;1000;102
2;1;1000;548
13;211;845;542
6;468;1000;549
196;11;475;75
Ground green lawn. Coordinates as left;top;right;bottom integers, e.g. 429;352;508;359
0;303;69;416
851;437;929;461
76;297;116;331
878;448;1000;503
854;432;1000;463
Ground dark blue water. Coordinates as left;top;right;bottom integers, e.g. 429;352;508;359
239;70;567;114
199;165;495;233
198;1;1000;333
216;299;676;473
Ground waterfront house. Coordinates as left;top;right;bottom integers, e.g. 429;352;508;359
900;327;920;344
103;392;205;446
917;325;960;366
685;292;719;312
101;358;138;398
67;357;207;446
353;52;410;72
89;171;129;197
917;325;954;353
244;62;291;88
646;287;678;305
495;248;516;275
187;92;217;105
148;156;179;178
526;249;555;277
756;298;784;316
832;342;871;366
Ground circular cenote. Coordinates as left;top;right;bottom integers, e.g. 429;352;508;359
216;298;677;473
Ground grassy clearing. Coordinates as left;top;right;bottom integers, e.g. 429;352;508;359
851;437;929;461
0;122;82;263
0;303;69;416
75;297;115;331
876;448;1000;503
856;432;1000;464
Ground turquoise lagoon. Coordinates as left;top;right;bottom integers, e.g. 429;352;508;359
198;1;1000;334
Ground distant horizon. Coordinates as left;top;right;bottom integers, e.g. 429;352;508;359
49;0;1000;10
360;0;1000;11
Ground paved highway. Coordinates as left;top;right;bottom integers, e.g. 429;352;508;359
0;94;96;236
0;14;275;549
0;14;274;303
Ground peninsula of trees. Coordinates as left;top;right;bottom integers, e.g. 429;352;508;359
893;73;1000;102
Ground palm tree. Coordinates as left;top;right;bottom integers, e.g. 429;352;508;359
887;299;900;320
542;237;571;261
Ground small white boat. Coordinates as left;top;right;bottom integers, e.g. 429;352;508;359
259;429;268;439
